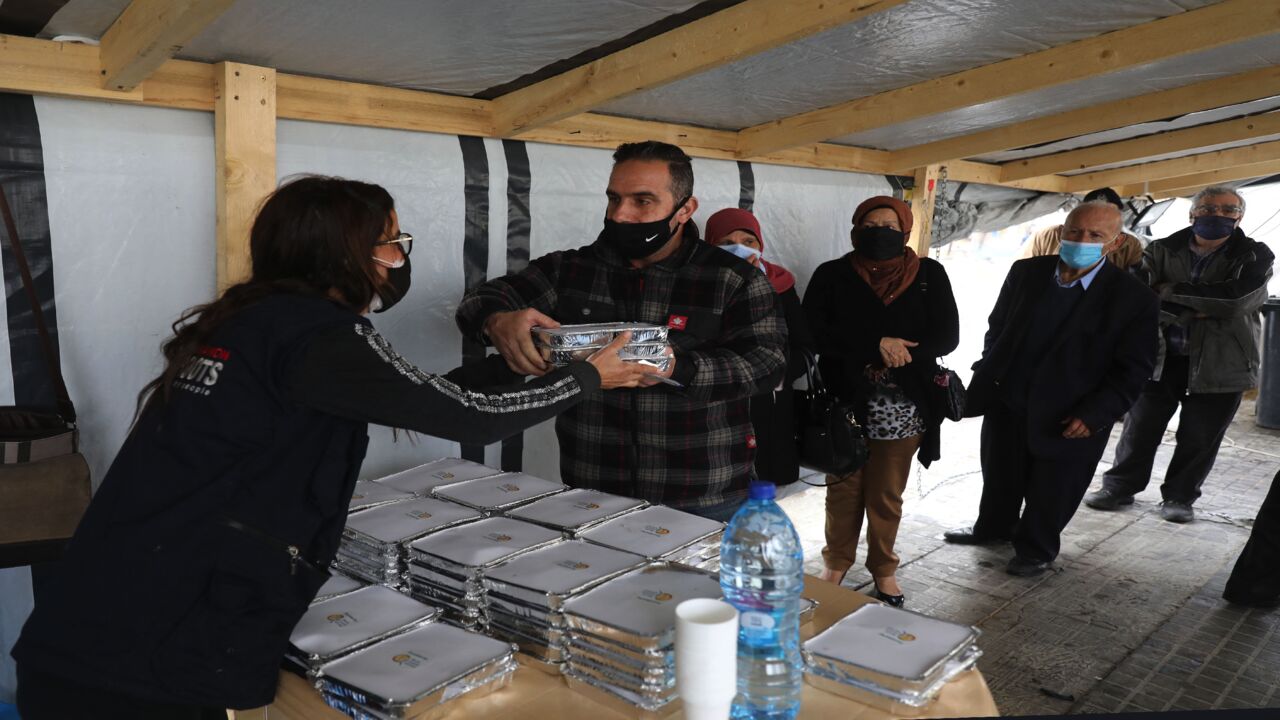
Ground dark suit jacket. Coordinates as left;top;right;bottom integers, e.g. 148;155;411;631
966;256;1159;458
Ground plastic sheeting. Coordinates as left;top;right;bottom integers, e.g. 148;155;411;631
599;0;1211;131
931;182;1075;247
41;0;704;97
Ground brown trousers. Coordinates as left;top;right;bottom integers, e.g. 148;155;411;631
821;435;921;577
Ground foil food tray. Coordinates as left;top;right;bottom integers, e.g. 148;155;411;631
482;540;646;611
505;488;648;536
564;668;677;714
312;573;365;604
805;645;983;716
433;472;567;512
568;652;674;694
343;496;483;546
318;622;517;719
407;517;562;577
561;562;721;652
348;480;415;514
288;586;442;670
580;506;724;563
532;322;669;349
544;342;670;365
567;642;673;686
803;603;981;704
374;457;503;497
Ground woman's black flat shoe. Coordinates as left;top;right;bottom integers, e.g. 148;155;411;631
870;585;905;608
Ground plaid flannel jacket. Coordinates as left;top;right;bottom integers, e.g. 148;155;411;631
455;228;787;512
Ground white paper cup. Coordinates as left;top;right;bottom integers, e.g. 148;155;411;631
676;598;738;720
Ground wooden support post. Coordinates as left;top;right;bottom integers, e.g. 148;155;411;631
908;165;940;255
214;61;275;293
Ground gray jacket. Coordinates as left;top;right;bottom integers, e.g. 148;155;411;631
1139;227;1275;394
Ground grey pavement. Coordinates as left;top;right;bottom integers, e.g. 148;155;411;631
779;397;1280;717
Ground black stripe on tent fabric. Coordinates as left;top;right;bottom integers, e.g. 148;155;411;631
474;0;745;100
736;160;755;212
458;136;490;464
0;0;68;37
0;92;62;409
884;174;910;201
499;139;532;472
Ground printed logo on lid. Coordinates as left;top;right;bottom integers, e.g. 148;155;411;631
485;533;513;543
326;612;358;628
643;525;671;537
433;471;455;480
498;484;521;493
409;511;433;520
556;560;591;570
878;626;918;644
392;651;430;668
572;501;601;510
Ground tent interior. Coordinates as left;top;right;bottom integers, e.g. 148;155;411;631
2;0;1280;711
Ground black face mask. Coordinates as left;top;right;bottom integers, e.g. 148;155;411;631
372;255;411;313
855;226;906;261
601;197;690;260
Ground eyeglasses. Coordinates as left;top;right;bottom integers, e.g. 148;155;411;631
375;232;413;256
1192;204;1243;218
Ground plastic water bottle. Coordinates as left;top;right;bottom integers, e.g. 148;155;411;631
719;480;804;720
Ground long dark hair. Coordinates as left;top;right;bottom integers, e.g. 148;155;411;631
135;175;395;415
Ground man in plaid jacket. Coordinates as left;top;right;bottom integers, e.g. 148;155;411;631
456;141;787;520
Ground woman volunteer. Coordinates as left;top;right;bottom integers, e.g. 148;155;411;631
13;176;648;719
802;196;959;606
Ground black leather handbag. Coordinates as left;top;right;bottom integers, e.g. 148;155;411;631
794;350;868;482
932;364;967;422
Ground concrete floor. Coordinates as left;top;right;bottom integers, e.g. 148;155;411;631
778;397;1280;717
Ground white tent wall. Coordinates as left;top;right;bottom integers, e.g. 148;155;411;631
1;96;217;702
0;98;890;701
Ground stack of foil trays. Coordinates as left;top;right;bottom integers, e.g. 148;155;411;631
561;562;722;713
803;603;982;716
376;457;502;497
348;479;415;514
433;472;567;513
335;497;483;589
580;505;724;570
286;585;442;678
482;540;647;665
318;622;518;720
406;517;561;628
533;323;672;373
505;488;648;537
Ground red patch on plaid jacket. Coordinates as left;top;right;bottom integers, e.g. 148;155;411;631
746;434;757;449
667;314;688;330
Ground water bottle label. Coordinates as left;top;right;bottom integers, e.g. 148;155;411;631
740;610;776;642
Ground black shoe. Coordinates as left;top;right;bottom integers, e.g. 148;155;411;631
1159;501;1194;523
1223;591;1280;608
943;526;1011;546
1006;556;1053;577
1083;488;1135;511
869;584;905;608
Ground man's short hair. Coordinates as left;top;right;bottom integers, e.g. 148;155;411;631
1082;187;1124;211
613;141;694;202
1191;185;1246;215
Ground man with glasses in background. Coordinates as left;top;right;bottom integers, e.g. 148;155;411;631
1085;187;1275;523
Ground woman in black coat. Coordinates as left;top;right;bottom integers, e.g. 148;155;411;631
802;196;958;606
705;208;814;487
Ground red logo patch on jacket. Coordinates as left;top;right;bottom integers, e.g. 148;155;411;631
667;314;688;330
746;434;757;449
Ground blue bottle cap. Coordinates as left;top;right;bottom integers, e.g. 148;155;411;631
748;480;776;500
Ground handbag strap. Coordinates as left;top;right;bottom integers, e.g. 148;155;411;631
799;347;830;396
0;184;77;424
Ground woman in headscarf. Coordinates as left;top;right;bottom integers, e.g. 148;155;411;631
801;196;959;606
706;208;813;488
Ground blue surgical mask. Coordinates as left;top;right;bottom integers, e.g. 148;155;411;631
716;242;766;273
1059;240;1105;270
1192;215;1236;241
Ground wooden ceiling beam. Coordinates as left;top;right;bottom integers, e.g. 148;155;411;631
99;0;236;92
1065;139;1280;192
887;65;1280;173
1117;159;1280;198
1001;111;1280;182
736;0;1280;159
490;0;907;136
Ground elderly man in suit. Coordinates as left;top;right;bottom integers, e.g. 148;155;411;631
945;201;1159;576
